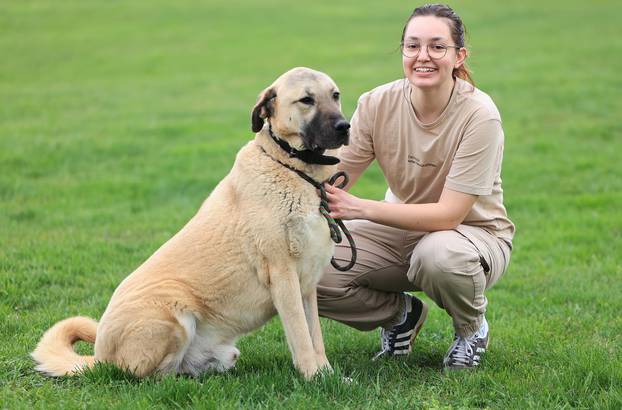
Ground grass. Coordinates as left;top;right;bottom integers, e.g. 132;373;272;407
1;0;621;408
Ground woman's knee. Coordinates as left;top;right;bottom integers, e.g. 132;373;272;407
409;230;482;285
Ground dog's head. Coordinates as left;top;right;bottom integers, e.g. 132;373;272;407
251;67;350;151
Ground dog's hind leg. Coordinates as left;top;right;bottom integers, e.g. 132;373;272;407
102;315;188;378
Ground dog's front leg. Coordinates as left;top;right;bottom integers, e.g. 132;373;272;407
269;267;319;380
303;287;331;372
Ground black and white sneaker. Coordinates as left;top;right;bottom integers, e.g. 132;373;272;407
443;318;489;370
372;294;428;360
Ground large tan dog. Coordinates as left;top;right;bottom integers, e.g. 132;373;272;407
32;67;350;380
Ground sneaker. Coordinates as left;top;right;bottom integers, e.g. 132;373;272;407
443;318;489;370
372;294;428;360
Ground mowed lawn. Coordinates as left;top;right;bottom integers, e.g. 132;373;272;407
1;1;621;408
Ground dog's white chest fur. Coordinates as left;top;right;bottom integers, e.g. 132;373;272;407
294;212;334;293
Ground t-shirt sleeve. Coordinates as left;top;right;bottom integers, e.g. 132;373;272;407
445;117;504;196
337;92;375;175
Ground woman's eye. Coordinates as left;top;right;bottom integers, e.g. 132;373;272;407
431;44;446;51
406;43;420;50
299;96;315;105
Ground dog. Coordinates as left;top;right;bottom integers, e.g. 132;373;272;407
32;67;350;380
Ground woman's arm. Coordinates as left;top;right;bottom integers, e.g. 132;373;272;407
325;184;477;232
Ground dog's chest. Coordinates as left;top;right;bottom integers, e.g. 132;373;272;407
293;211;334;293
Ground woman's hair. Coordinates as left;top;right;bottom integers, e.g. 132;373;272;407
401;4;474;85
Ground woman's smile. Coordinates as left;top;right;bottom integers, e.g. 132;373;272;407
413;66;438;76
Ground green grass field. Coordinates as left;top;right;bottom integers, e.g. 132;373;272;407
1;1;621;408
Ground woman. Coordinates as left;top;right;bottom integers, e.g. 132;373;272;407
317;4;514;370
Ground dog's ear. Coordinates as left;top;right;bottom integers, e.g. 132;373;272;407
251;87;276;133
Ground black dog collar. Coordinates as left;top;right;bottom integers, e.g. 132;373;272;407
267;122;340;166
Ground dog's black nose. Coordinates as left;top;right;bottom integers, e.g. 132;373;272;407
334;120;350;132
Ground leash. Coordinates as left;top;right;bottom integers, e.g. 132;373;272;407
259;130;357;271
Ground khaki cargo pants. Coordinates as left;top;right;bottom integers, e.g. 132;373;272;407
317;219;511;337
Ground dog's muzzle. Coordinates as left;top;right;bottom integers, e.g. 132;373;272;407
333;119;350;146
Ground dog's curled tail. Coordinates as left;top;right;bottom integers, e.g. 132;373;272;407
31;316;98;377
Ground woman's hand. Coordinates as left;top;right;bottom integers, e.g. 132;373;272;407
324;183;368;220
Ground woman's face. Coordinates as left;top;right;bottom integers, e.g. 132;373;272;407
402;16;466;90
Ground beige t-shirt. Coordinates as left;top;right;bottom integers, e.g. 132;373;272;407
339;78;515;245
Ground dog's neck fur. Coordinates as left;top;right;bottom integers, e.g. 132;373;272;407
254;128;337;183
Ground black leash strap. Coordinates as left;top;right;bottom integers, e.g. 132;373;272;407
319;172;358;271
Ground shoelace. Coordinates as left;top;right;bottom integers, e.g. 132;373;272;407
447;335;478;366
372;329;393;360
372;297;412;360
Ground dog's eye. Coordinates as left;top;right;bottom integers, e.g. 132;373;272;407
332;92;340;101
299;96;315;105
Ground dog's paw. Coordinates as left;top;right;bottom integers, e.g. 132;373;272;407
316;354;333;373
295;357;320;381
213;345;240;372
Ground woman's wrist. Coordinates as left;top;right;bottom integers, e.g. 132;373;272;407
358;198;377;220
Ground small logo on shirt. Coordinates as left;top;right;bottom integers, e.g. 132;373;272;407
408;155;437;168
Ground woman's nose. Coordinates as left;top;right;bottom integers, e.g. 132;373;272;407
417;45;431;61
